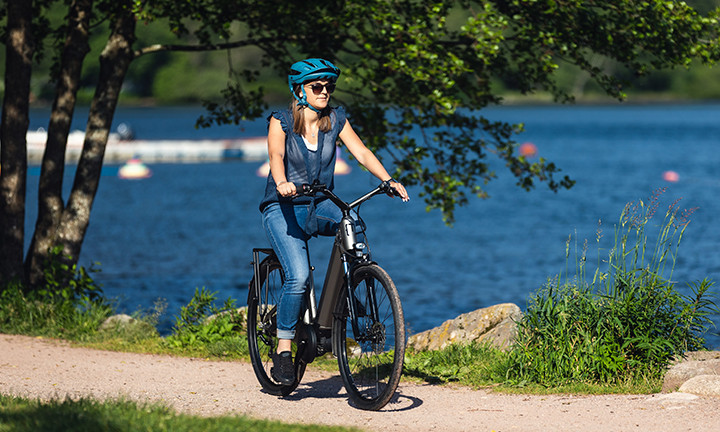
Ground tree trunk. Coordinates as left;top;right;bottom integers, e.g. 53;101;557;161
52;4;136;271
0;0;34;288
25;0;93;289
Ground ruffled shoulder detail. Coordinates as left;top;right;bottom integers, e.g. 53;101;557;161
332;106;347;129
267;109;292;133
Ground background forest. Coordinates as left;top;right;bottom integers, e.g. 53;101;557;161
3;0;720;106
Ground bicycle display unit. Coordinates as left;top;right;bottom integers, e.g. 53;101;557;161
247;181;406;411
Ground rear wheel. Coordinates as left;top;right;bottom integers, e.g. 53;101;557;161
333;264;405;410
247;256;305;396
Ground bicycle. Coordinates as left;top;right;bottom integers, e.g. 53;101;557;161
247;180;406;411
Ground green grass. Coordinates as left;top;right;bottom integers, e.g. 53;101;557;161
401;341;664;395
404;341;508;386
0;395;360;432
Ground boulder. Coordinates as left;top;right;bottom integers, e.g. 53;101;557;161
407;303;522;352
663;350;720;396
205;307;248;327
99;314;136;330
679;375;720;397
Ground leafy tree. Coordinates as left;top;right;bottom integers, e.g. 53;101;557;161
1;0;719;291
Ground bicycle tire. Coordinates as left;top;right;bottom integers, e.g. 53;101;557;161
247;256;305;396
332;264;405;410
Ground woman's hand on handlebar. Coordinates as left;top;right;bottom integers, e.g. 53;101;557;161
276;181;297;198
386;180;410;202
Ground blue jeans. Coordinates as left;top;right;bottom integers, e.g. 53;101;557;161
262;200;341;340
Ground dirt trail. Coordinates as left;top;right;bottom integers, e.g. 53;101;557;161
1;333;718;431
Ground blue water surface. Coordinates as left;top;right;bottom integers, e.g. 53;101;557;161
25;104;720;349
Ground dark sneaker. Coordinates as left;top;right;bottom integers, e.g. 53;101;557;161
271;351;295;386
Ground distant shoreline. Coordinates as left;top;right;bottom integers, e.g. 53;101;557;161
25;94;720;111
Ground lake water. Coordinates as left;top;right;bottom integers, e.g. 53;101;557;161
25;104;720;349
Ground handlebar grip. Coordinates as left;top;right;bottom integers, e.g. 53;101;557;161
297;182;327;195
381;180;402;197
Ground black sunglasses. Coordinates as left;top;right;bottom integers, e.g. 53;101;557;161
308;83;336;95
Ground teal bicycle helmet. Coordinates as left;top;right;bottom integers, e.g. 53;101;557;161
288;58;340;111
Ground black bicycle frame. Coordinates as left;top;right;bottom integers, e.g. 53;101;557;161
316;240;347;329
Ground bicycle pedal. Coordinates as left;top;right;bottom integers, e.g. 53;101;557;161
316;335;333;356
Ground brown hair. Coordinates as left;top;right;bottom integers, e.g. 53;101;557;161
291;85;333;136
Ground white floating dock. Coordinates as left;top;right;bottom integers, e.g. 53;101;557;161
25;130;268;164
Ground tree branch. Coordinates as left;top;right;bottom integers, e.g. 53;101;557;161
134;37;289;57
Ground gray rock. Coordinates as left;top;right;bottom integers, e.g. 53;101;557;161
100;314;136;330
205;307;248;326
679;375;720;397
407;303;522;352
663;351;720;391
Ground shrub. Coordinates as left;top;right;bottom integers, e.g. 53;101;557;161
507;189;718;386
165;287;246;355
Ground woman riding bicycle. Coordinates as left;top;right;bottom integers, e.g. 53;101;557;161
259;58;409;386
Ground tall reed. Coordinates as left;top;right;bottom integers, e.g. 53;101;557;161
507;189;717;386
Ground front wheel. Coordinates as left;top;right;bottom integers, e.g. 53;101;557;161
247;256;305;396
332;264;405;411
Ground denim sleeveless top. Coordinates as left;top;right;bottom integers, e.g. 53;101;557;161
259;106;347;235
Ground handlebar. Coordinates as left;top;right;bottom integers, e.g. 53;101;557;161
297;180;399;214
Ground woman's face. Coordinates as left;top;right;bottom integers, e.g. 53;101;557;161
302;80;335;111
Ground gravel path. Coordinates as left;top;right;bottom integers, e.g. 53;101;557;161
1;333;719;431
